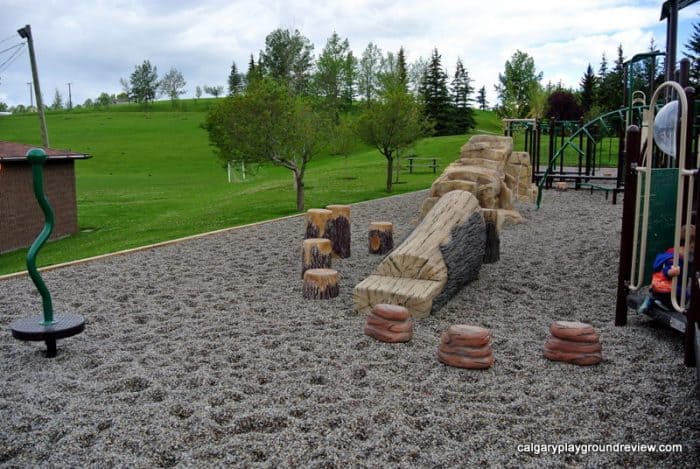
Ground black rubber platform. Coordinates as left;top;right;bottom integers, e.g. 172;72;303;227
10;314;85;358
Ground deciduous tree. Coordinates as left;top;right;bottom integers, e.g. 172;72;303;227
495;50;542;118
129;60;159;104
357;42;382;104
159;67;187;103
203;78;329;211
355;89;432;192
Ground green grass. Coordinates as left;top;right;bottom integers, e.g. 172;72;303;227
0;106;501;275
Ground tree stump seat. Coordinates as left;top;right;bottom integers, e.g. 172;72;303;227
368;221;393;255
301;238;332;278
303;268;339;299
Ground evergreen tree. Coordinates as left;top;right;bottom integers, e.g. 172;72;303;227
228;61;244;95
450;58;475;134
684;19;700;92
476;86;488;110
579;63;596;114
396;47;408;92
420;48;452;135
246;54;262;85
597;45;625;112
342;51;357;106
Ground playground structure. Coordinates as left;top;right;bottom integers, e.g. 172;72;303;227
615;76;699;372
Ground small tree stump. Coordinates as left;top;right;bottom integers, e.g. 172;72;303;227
326;204;351;259
302;238;332;278
368;222;393;255
305;208;333;239
303;268;339;299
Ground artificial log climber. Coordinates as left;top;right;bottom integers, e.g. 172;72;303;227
303;268;339;299
354;190;485;318
304;208;333;239
368;222;394;255
326;204;351;258
301;238;332;278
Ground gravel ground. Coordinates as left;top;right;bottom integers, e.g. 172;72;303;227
1;188;699;468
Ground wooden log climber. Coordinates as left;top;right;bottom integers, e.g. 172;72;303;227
368;222;393;255
354;190;485;318
438;325;494;369
364;304;413;343
303;268;339;299
543;321;602;366
305;208;333;239
326;204;351;258
301;238;332;278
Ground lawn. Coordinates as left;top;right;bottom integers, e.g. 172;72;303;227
0;104;502;275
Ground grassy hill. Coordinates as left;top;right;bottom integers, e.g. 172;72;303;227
0;102;502;275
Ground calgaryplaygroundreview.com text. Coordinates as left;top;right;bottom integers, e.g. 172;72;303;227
517;442;683;456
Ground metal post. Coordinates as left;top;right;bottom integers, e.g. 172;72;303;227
18;25;49;148
615;125;641;326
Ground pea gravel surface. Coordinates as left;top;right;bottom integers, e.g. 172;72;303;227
1;188;699;467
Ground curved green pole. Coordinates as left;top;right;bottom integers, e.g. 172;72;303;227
25;148;55;325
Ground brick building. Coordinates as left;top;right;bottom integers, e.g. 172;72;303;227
0;142;90;253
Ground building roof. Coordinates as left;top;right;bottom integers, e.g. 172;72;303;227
0;141;91;162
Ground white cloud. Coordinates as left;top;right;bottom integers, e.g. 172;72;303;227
0;0;699;107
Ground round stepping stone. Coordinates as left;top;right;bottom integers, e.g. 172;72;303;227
549;321;599;343
439;337;493;358
364;303;413;343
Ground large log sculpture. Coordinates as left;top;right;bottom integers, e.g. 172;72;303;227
302;238;332;278
354;190;485;318
326;204;351;258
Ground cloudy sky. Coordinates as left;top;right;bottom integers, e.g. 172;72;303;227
1;0;699;108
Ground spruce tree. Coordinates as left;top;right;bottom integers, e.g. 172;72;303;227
450;58;476;134
476;86;488;110
684;20;700;92
228;61;243;95
420;48;452;136
579;64;596;114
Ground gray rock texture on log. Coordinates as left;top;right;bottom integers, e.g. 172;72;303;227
432;211;485;311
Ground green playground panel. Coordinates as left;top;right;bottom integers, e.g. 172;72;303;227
635;167;678;286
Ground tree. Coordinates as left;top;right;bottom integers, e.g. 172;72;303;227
82;98;94;108
684;20;700;92
495;50;543;118
204;85;224;98
0;101;8;112
476;86;488;110
228;61;244;95
597;44;625;112
97;92;111;108
357;42;382;104
314;32;353;115
408;57;428;95
579;64;596;114
259;28;314;95
546;90;583;121
119;77;131;102
450;57;476;134
420;48;452;135
355;88;432;192
159;67;187;103
130;60;159;104
51;88;63;110
195;85;202;101
203;78;329;211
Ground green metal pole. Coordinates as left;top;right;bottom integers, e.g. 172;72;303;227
25;148;55;325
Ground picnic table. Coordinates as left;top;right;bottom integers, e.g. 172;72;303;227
405;156;439;174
